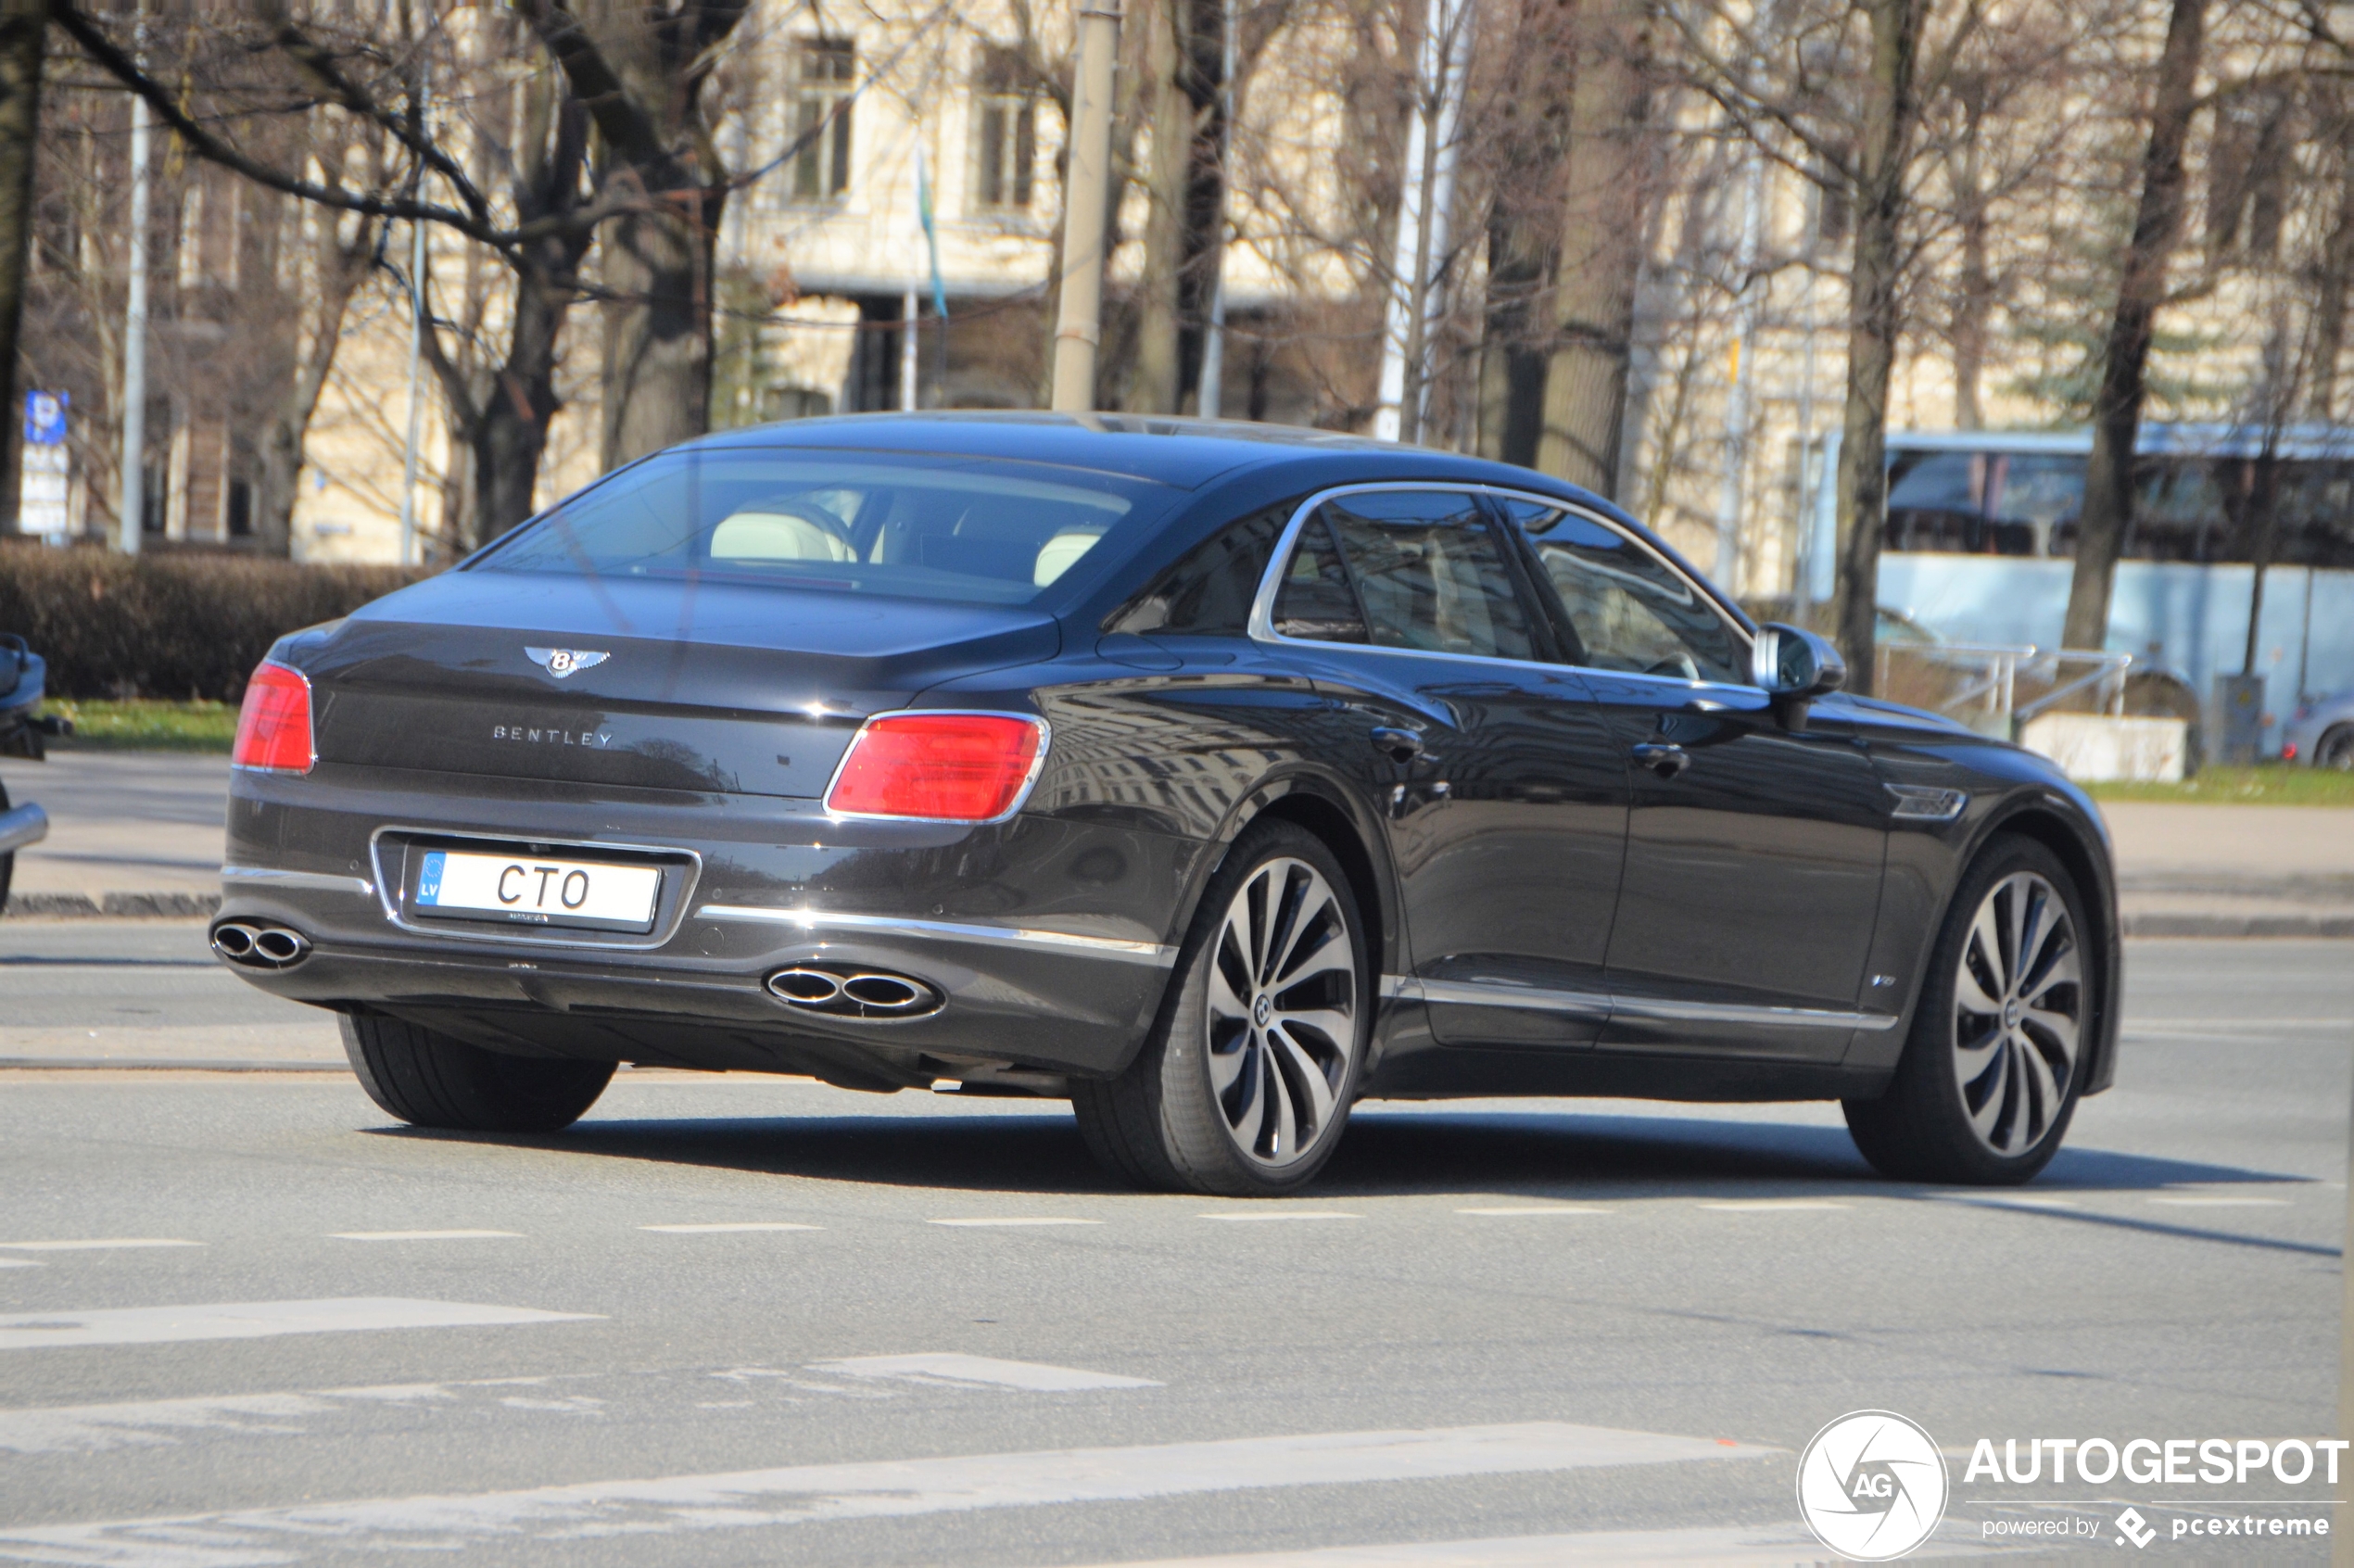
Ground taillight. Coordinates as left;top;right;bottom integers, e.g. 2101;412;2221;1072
232;661;315;774
825;712;1046;822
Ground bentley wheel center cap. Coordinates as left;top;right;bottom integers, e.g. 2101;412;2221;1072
2003;998;2023;1029
1252;994;1272;1028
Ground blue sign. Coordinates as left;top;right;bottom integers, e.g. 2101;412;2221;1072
417;851;446;905
23;390;66;446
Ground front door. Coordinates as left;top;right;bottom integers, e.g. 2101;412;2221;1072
1259;487;1626;1046
1502;499;1891;1061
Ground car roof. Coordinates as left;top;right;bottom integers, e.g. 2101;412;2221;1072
687;411;1586;497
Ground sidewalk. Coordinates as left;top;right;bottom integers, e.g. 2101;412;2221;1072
3;751;2350;937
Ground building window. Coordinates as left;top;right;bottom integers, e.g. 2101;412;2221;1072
225;477;254;537
972;46;1037;210
792;38;856;202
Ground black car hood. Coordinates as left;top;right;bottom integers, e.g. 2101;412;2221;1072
296;570;1058;798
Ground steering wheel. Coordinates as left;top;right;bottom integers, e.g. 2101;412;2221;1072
1644;651;1702;681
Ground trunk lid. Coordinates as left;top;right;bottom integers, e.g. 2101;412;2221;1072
301;571;1058;798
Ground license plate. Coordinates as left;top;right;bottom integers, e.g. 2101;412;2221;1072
411;849;661;931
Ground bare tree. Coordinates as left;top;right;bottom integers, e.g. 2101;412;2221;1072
0;0;43;533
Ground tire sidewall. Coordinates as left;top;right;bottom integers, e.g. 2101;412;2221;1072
1154;821;1372;1195
1896;834;2094;1184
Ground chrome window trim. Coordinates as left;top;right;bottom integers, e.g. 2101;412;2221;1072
819;709;1053;825
365;827;703;952
1245;483;1758;688
695;904;1176;965
221;866;375;898
1386;973;1900;1032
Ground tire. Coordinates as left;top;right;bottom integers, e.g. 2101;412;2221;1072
0;778;13;916
1844;835;2095;1185
340;1013;614;1133
2320;727;2354;773
1072;821;1370;1196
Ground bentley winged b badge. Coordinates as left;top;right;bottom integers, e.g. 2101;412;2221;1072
525;647;610;679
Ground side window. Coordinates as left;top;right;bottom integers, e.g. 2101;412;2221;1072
1504;499;1745;684
1318;489;1535;661
1104;503;1289;636
1271;513;1367;642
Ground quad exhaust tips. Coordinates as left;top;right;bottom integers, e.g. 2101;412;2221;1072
766;966;943;1019
211;920;311;969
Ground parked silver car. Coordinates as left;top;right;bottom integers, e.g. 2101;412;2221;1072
2283;691;2354;769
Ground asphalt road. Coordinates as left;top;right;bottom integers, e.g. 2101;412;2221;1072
0;933;2348;1565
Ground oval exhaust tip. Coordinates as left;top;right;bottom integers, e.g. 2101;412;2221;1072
211;924;257;958
767;968;845;1003
254;929;308;964
842;974;924;1010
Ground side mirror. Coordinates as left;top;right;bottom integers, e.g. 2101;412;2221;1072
1752;623;1847;700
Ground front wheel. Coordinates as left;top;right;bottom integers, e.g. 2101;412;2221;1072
1073;822;1369;1196
341;1014;614;1133
1844;835;2094;1184
2319;727;2354;772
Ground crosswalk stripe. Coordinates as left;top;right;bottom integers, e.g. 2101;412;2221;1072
0;1421;1773;1563
807;1353;1160;1392
0;1298;598;1352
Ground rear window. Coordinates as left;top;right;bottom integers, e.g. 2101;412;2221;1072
475;449;1167;606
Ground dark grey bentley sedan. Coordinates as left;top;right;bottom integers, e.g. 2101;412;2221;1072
216;413;2119;1195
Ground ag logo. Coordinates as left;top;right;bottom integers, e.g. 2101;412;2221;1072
1796;1410;1949;1561
525;647;610;680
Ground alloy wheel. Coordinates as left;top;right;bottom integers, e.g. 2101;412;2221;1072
1951;870;2082;1156
1204;856;1359;1169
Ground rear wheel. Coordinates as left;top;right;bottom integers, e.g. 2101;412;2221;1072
341;1014;614;1133
1072;822;1368;1196
1844;836;2093;1185
2320;726;2354;772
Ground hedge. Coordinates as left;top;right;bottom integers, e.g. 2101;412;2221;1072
0;546;435;701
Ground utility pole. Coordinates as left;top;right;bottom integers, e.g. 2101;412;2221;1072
1051;0;1121;412
117;0;148;556
900;287;918;411
1196;0;1237;420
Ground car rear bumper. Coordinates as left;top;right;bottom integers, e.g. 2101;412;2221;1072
216;764;1194;1084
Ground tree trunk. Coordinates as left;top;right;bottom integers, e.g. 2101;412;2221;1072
2060;0;2207;653
0;0;44;535
1829;0;1927;696
1535;0;1646;499
1133;3;1188;413
598;186;719;468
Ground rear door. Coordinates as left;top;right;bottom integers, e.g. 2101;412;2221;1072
1500;497;1891;1061
1258;487;1626;1046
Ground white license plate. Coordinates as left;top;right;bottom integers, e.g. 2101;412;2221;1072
411;849;661;930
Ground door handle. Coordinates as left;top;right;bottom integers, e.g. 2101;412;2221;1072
1370;727;1424;764
1630;741;1690;779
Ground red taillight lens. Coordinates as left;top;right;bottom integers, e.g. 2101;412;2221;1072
825;713;1045;822
232;662;314;774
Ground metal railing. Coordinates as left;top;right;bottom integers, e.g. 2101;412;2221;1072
1876;642;2131;740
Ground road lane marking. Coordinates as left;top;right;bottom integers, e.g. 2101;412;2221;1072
0;1261;40;1270
639;1222;824;1233
1062;1523;1951;1565
1698;1201;1851;1212
329;1231;523;1242
0;1239;202;1252
0;1420;1777;1561
0;1299;597;1352
1457;1207;1612;1217
807;1353;1161;1391
927;1218;1103;1228
2149;1196;2292;1208
1197;1212;1363;1222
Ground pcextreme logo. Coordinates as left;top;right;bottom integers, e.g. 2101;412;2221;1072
1796;1410;1951;1561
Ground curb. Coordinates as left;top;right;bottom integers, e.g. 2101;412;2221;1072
2122;912;2354;938
1;891;221;919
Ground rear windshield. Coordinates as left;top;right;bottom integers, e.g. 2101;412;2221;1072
474;449;1168;606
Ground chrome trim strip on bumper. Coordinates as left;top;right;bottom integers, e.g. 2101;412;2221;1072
221;865;375;898
0;802;48;855
696;905;1177;965
1386;974;1901;1032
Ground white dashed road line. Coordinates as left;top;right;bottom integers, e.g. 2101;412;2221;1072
927;1217;1104;1228
805;1353;1162;1391
329;1230;524;1242
1198;1212;1363;1222
1697;1201;1852;1212
0;1261;39;1270
639;1222;824;1233
0;1239;202;1252
0;1421;1777;1564
0;1298;598;1352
